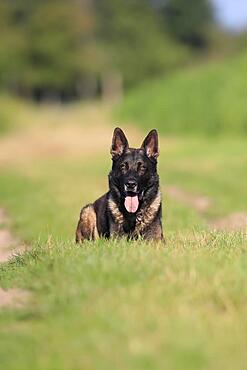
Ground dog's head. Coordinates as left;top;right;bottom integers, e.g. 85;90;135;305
109;127;159;214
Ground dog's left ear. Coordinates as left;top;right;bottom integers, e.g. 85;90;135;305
141;129;159;159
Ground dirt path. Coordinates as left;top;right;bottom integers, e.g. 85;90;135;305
165;185;247;232
0;104;113;166
0;208;26;262
0;288;30;308
166;185;211;213
0;103;142;167
0;208;29;308
210;213;247;231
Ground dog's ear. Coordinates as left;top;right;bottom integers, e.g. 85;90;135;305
141;129;159;159
111;127;129;159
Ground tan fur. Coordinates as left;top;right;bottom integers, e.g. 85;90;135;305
108;198;124;225
139;217;163;241
108;191;162;239
135;191;161;235
76;205;99;242
108;197;124;235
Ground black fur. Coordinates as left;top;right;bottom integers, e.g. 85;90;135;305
76;128;163;242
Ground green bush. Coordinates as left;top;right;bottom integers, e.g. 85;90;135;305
0;0;188;98
116;52;247;135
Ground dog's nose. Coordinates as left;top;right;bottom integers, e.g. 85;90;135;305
125;180;137;192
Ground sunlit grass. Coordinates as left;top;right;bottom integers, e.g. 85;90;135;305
116;52;247;135
0;234;247;370
0;99;246;370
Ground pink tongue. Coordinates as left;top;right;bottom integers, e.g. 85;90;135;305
124;196;139;213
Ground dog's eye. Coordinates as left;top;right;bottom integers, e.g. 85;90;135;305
120;162;129;172
137;162;146;173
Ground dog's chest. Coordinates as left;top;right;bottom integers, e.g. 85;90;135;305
108;191;161;238
122;215;137;235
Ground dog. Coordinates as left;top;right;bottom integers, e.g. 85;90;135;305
76;127;163;242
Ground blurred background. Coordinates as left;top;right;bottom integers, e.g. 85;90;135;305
0;0;246;240
0;0;247;101
1;2;247;369
1;0;247;132
0;0;247;102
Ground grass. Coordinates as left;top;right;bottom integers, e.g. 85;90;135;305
115;52;247;135
0;95;30;135
0;99;246;369
0;136;246;241
1;234;247;370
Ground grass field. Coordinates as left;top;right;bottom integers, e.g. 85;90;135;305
116;52;247;135
0;98;246;370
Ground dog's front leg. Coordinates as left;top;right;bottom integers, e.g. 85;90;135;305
140;221;164;243
75;205;99;243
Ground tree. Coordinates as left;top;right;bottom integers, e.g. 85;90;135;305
0;0;189;99
158;0;213;48
0;0;102;99
95;0;187;87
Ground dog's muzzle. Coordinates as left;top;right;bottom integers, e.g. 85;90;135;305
124;180;137;194
124;180;139;213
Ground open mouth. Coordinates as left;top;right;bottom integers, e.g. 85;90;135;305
124;191;144;214
124;194;139;213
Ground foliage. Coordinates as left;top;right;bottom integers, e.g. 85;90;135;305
159;0;213;48
0;0;189;99
0;0;100;98
116;52;247;135
95;0;188;86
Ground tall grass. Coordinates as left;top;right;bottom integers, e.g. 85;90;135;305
1;234;247;370
116;52;247;135
0;100;247;370
0;95;27;135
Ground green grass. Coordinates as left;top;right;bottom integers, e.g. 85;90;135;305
0;95;28;135
1;234;247;370
0;137;246;241
116;52;247;135
0;101;246;369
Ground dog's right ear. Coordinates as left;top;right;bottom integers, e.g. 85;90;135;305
111;127;129;159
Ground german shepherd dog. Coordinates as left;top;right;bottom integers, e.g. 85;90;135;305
76;128;163;242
